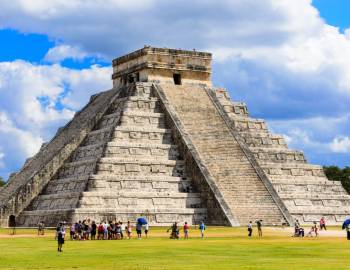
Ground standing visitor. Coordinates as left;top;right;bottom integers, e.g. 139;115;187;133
103;221;108;240
256;220;263;237
126;221;132;239
97;223;104;240
199;221;205;239
57;223;65;252
320;217;327;230
70;223;76;240
38;221;43;236
136;222;142;239
183;222;189;239
145;223;149;238
91;221;97;240
347;223;350;240
248;221;253;237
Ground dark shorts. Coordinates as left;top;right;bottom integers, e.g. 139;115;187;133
58;237;64;244
136;229;142;234
145;230;148;234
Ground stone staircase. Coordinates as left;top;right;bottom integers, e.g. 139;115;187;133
17;83;206;226
214;88;350;224
157;83;287;225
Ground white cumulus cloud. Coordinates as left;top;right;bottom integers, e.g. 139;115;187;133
330;137;350;153
44;45;89;63
0;60;111;177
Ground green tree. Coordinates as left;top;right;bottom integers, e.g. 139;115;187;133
323;166;350;194
0;176;5;187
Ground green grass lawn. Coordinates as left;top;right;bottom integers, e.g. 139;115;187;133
0;227;349;270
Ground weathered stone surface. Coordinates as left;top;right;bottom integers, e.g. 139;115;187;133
214;87;350;224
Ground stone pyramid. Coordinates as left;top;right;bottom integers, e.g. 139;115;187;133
0;46;349;227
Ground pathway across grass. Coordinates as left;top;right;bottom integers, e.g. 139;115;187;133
0;227;349;270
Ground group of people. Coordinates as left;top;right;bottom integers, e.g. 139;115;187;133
293;217;327;238
55;219;205;251
247;220;263;237
167;221;206;239
56;219;150;243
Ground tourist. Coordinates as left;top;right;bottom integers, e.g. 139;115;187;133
346;223;350;240
136;222;143;239
256;220;262;237
126;221;132;239
115;222;122;240
307;221;318;237
55;222;61;240
82;220;89;240
145;223;149;238
120;221;124;239
320;217;327;230
199;221;205;239
70;223;76;240
183;222;189;239
57;223;65;252
37;221;45;235
76;221;83;240
168;222;179;239
248;221;253;237
97;223;104;240
91;221;97;240
103;221;108;240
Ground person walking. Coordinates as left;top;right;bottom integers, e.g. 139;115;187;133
183;222;189;239
57;223;65;252
248;221;253;237
346;223;350;240
256;220;263;237
199;221;206;239
320;217;327;230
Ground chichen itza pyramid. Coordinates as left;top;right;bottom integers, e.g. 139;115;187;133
0;46;349;227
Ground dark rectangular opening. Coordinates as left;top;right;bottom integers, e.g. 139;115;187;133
128;75;134;83
135;72;140;82
173;73;182;85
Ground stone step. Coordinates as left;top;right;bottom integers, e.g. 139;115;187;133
239;132;288;148
79;193;203;208
124;96;161;113
58;159;97;178
113;125;171;143
274;184;348;195
267;175;340;185
250;147;306;164
97;111;122;129
84;126;114;145
70;142;105;161
104;141;178;159
288;206;350;215
90;174;187;182
121;110;166;128
280;193;350;200
260;162;325;177
98;157;183;166
44;174;90;194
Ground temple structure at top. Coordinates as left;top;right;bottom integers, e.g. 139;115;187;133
0;46;349;227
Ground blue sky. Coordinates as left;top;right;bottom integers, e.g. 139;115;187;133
0;0;349;180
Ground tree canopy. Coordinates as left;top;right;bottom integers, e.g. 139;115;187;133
323;166;350;194
0;176;5;187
